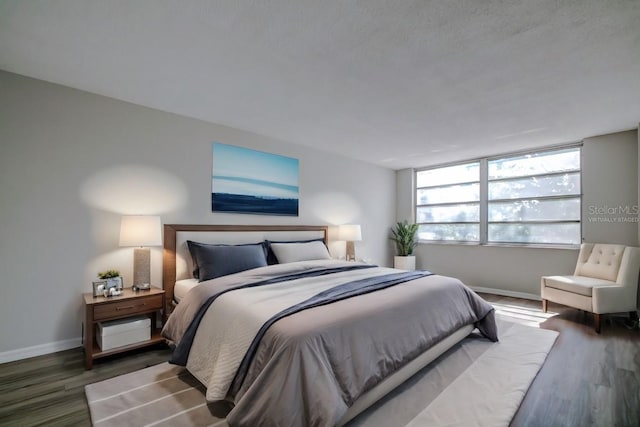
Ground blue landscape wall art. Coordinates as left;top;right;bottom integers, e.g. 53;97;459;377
212;142;299;216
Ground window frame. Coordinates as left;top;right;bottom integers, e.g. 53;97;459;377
415;144;582;247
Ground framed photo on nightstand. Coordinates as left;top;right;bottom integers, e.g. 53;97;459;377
92;280;108;297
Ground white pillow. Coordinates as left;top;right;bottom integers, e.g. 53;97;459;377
270;241;331;263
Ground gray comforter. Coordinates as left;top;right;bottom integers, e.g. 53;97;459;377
162;260;497;427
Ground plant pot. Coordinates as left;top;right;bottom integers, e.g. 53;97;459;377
394;256;416;271
106;276;124;291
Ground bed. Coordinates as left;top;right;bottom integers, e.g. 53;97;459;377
161;224;497;427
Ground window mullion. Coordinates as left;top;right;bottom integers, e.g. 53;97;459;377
479;159;488;245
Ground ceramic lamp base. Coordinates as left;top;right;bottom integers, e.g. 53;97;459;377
133;247;151;286
346;241;356;261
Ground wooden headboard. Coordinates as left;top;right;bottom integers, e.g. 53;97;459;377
162;224;329;318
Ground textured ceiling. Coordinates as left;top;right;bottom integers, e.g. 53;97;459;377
1;0;639;170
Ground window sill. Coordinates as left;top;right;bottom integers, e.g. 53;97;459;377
418;241;580;250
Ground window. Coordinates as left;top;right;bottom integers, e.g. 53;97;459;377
416;146;581;245
416;162;480;241
487;147;581;244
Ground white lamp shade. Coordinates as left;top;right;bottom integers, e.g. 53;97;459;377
119;216;162;247
338;224;362;242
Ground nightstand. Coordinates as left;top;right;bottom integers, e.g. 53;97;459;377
83;287;165;369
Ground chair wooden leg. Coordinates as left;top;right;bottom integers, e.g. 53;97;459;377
594;313;601;334
542;299;548;313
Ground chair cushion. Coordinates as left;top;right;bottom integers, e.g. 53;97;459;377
575;244;625;282
542;275;617;297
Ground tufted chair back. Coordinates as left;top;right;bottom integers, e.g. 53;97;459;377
574;243;625;282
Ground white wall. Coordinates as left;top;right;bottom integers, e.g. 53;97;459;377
398;129;639;299
0;70;396;361
582;130;638;244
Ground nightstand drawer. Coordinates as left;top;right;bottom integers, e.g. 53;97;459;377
94;294;163;321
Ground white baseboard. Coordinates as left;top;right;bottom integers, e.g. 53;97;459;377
0;337;81;364
470;286;541;301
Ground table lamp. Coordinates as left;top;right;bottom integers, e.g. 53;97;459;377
338;224;362;261
119;215;162;289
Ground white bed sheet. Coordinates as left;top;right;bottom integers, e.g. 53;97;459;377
174;278;199;303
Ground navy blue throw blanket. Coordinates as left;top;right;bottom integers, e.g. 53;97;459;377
229;270;433;395
170;265;377;365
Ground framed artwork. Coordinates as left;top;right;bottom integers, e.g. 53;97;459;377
212;142;299;216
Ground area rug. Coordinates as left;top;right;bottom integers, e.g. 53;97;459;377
85;319;558;426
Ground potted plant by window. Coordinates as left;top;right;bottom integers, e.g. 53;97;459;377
390;221;418;270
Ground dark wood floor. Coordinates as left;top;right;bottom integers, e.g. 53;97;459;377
0;344;171;426
478;294;640;427
0;295;638;426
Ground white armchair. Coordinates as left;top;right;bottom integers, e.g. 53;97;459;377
541;243;640;333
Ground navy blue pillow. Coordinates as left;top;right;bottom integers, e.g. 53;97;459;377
187;241;268;281
265;238;326;265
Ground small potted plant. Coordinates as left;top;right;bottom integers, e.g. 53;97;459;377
390;221;418;270
98;269;123;292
